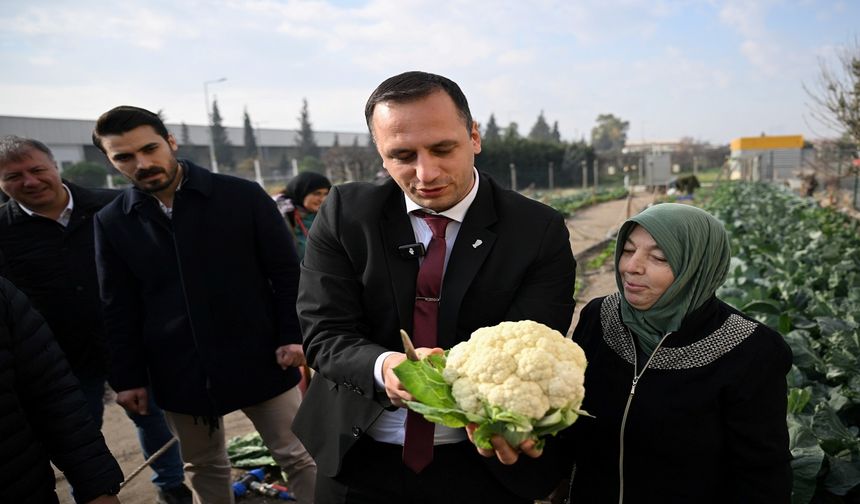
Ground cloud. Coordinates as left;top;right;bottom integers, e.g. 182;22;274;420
0;3;197;50
718;0;785;76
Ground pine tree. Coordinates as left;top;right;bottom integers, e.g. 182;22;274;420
210;99;233;168
484;114;501;143
503;122;520;142
551;121;562;143
243;108;258;159
296;98;319;159
180;122;192;145
528;111;553;142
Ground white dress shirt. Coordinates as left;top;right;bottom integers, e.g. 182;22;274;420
17;184;74;227
366;168;481;445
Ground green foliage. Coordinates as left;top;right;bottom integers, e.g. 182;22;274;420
704;182;860;503
242;108;258;159
296;98;319;159
210;99;233;168
226;432;277;468
483;114;501;143
394;353;580;451
591;113;629;153
180;122;192;145
541;187;628;217
586;240;616;270
298;156;325;174
528;111;554;143
477;139;590;189
62;161;107;188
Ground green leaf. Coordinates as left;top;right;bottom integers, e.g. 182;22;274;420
823;456;860;496
741;299;783;315
788;388;812;414
393;357;457;409
788;415;825;504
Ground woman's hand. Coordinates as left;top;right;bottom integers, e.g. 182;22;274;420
466;423;543;465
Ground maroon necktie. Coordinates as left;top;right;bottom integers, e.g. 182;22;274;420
403;212;451;473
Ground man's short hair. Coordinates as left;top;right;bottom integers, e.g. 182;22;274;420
92;106;170;153
0;136;55;167
364;71;474;137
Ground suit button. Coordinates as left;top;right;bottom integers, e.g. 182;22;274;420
75;286;84;292
351;426;362;437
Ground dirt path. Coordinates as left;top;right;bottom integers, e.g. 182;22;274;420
55;397;263;504
567;191;655;330
55;190;654;503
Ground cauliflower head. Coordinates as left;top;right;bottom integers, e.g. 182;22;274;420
442;320;587;420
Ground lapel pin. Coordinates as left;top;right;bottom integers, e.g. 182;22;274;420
472;239;483;249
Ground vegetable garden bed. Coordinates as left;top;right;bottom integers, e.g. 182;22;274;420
704;182;860;503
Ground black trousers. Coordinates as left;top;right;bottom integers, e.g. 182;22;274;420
315;436;532;504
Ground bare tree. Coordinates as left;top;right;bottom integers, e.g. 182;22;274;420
805;38;860;147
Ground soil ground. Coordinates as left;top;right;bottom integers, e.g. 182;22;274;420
54;190;655;504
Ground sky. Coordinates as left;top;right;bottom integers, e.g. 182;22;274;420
0;0;856;145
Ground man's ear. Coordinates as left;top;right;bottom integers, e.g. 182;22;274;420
167;134;179;153
471;121;482;154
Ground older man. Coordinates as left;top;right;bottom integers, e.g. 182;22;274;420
0;135;191;504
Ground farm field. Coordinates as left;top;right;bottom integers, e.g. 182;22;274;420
54;181;860;503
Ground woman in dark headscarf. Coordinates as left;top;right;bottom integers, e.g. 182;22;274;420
565;203;792;503
274;171;331;259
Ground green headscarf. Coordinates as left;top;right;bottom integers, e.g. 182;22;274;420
613;203;731;354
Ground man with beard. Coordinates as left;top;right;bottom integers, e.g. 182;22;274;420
91;106;317;504
0;135;191;504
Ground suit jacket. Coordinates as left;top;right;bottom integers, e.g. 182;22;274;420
0;182;118;379
294;173;576;497
94;161;302;415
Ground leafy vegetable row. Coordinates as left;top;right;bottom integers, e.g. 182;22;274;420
704;182;860;503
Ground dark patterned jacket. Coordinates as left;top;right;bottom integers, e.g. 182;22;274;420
564;293;792;503
0;277;122;503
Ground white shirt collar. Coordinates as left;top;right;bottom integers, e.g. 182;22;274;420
403;167;480;223
17;183;74;227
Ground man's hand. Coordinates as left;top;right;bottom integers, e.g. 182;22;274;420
116;387;148;415
466;423;544;465
84;495;120;504
276;344;306;369
381;347;443;407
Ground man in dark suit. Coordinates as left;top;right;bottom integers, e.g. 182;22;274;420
0;135;191;504
91;106;316;504
294;71;577;503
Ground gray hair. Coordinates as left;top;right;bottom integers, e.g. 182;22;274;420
0;136;56;167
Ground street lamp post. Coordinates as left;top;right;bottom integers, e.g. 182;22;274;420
203;77;227;173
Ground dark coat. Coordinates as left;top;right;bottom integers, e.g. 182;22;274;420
294;174;577;498
0;182;118;379
565;293;793;503
94;161;302;416
0;277;122;503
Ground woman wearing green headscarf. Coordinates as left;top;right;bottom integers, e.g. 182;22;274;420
563;203;792;503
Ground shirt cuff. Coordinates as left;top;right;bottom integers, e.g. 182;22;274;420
374;351;398;389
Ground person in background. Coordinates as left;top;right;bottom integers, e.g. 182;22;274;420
0;135;191;504
566;203;792;502
274;171;331;260
92;106;316;504
0;275;123;504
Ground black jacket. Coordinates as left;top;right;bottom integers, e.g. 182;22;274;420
0;277;122;503
0;182;118;379
294;174;577;498
565;293;793;503
94;161;302;415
